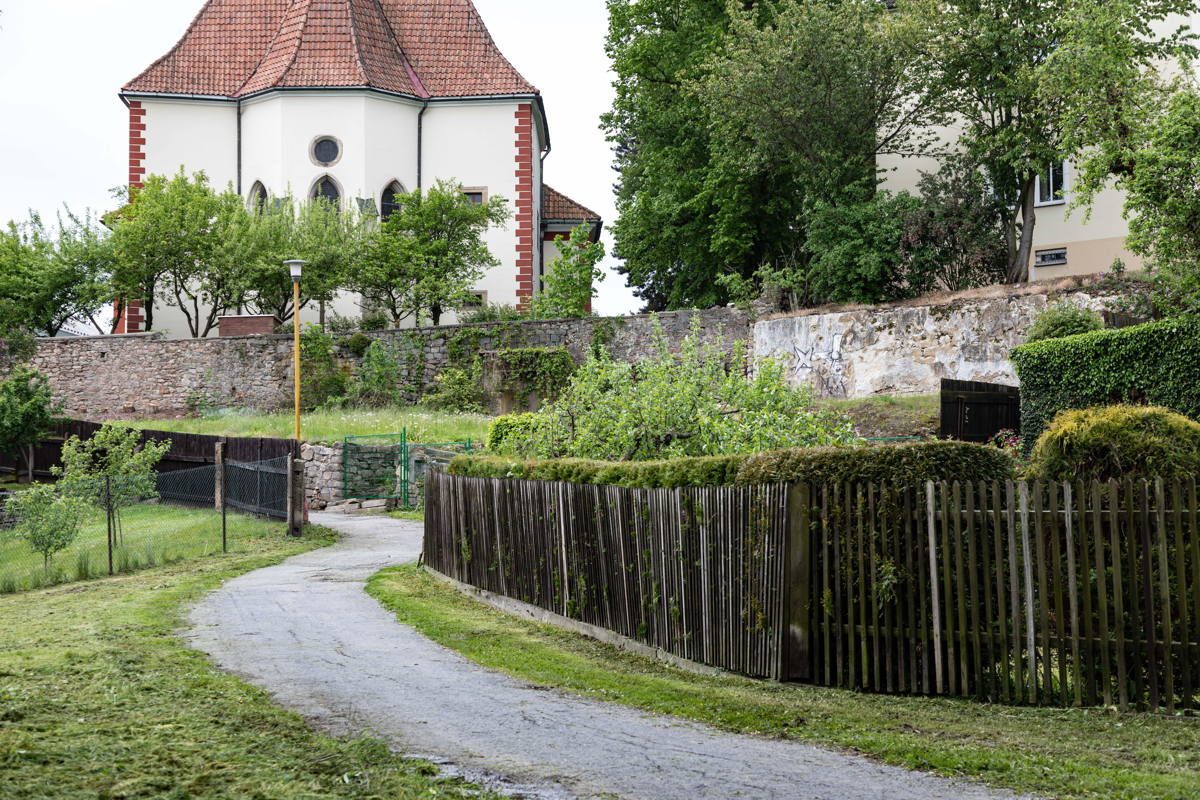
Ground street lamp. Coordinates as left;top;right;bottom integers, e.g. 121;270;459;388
285;260;307;442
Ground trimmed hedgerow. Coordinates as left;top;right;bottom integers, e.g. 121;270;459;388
1029;405;1200;482
1011;315;1200;448
449;441;1013;489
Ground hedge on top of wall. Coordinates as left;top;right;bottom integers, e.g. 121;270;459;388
1011;315;1200;447
448;441;1013;489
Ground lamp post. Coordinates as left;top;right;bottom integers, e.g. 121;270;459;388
285;260;307;442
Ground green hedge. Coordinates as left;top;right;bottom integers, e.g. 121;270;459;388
1011;315;1200;446
449;441;1013;489
1028;405;1200;481
486;413;538;452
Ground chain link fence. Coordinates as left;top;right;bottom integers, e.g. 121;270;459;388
0;457;291;596
343;432;475;508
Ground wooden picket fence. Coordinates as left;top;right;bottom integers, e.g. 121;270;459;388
425;472;1200;711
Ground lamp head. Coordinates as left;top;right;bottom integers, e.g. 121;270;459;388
285;259;307;282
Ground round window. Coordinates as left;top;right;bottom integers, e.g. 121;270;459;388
312;137;341;166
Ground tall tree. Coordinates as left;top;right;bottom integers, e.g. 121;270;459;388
358;181;509;326
924;0;1195;283
603;0;754;310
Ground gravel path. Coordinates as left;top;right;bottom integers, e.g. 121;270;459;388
187;512;1034;800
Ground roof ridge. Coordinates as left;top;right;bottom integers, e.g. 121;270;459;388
345;0;373;88
234;0;311;97
365;0;428;97
273;0;315;91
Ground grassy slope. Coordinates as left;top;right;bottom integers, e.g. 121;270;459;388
368;566;1200;800
121;406;492;445
0;531;503;800
818;394;941;440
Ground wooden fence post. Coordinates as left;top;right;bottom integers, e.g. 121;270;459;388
214;442;225;511
287;455;304;537
783;482;811;681
926;481;945;695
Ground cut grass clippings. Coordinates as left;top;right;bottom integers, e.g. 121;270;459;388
367;565;1200;800
122;405;492;445
0;529;505;800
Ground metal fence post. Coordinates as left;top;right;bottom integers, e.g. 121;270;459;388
783;482;811;682
215;442;227;553
105;476;114;576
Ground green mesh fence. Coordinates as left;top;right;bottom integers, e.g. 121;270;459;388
342;431;475;508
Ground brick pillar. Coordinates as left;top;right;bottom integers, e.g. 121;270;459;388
117;100;148;333
514;105;535;308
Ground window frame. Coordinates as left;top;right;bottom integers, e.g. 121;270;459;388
310;136;344;168
380;181;406;221
310;175;343;206
462;186;488;206
1034;161;1069;207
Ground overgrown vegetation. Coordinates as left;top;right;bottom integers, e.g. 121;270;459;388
1011;315;1200;446
0;365;60;482
489;319;856;460
529;223;605;319
1029;405;1200;482
0;532;503;799
1025;302;1105;344
451;441;1013;489
369;565;1200;800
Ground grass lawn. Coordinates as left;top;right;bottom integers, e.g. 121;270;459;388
0;529;504;800
819;394;940;440
1;502;284;595
368;565;1200;800
121;405;492;445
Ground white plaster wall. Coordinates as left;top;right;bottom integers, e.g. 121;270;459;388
423;101;524;309
141;99;238;189
753;291;1112;399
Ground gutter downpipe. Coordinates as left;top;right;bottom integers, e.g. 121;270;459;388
417;98;430;190
236;99;244;195
536;99;552;291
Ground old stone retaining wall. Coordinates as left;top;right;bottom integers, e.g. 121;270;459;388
31;307;750;420
754;277;1123;399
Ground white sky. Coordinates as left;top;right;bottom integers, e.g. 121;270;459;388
0;0;640;316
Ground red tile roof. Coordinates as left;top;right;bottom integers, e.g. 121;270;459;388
543;185;601;222
124;0;537;99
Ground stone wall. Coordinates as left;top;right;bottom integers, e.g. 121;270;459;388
29;307;750;421
754;277;1123;399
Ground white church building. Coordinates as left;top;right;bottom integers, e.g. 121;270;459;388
114;0;601;336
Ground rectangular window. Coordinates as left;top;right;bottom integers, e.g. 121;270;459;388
462;188;487;206
462;291;487;308
1036;161;1067;205
1034;247;1068;268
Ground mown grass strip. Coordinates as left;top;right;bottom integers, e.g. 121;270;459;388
0;531;504;800
368;564;1200;800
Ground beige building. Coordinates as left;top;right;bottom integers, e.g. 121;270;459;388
880;12;1197;282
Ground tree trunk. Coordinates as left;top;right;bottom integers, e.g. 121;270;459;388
430;302;443;327
25;445;33;484
1007;175;1037;284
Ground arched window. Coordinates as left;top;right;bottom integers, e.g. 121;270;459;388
381;181;405;221
311;176;341;205
248;181;268;212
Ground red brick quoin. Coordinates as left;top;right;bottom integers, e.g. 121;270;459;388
115;101;148;333
514;104;535;308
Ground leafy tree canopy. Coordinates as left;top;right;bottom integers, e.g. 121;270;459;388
359;180;509;326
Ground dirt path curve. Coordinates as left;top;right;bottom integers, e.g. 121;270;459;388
187;513;1033;800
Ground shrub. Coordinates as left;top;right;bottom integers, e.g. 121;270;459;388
4;485;89;571
1011;315;1200;446
1024;301;1105;344
487;413;538;453
499;317;858;461
1028;405;1200;482
299;324;350;410
338;332;373;358
459;304;525;324
423;363;484;413
450;441;1013;489
350;340;404;407
359;310;390;332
